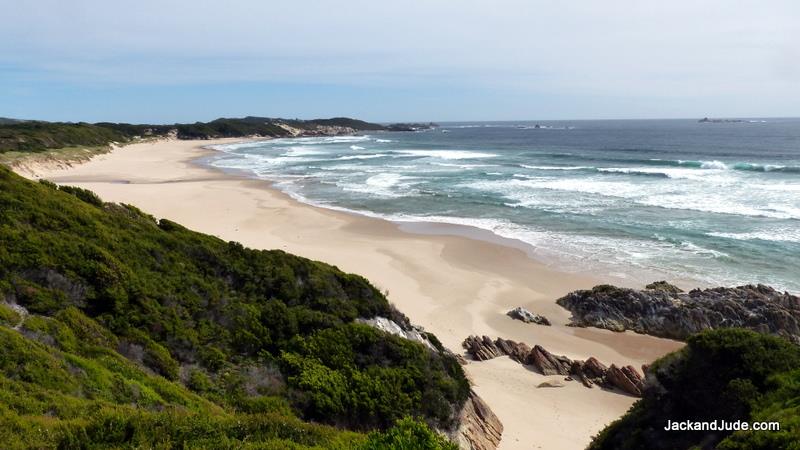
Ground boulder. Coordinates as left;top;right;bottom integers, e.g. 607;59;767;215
606;364;644;396
493;338;531;363
507;307;551;326
528;345;571;376
463;335;503;361
538;378;566;388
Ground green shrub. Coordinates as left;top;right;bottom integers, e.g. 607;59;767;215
360;417;458;450
58;185;104;207
590;329;800;450
0;303;20;327
188;368;213;393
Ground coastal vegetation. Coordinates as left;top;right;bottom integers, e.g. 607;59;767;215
0;165;467;448
0;116;387;154
589;329;800;449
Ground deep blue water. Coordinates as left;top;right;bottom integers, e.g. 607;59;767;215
209;119;800;291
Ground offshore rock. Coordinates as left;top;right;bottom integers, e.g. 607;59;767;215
556;283;800;343
507;307;551;326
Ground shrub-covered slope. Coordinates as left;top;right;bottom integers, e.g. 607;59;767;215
589;329;800;450
0;166;465;448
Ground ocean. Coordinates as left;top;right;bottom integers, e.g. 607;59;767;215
208;118;800;292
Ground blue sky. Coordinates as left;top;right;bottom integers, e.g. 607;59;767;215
2;0;799;123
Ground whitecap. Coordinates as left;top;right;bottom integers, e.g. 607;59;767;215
708;230;800;243
519;164;591;170
336;153;389;160
283;146;325;157
396;149;498;160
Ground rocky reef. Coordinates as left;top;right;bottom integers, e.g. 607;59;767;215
506;306;551;326
556;282;800;343
462;335;645;396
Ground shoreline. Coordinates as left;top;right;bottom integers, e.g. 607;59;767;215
203;138;719;293
23;138;684;449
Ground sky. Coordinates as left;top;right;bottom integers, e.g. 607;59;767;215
1;0;799;123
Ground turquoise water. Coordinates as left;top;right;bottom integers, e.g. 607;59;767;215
208;119;800;291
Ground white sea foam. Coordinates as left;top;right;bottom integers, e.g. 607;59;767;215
350;145;365;150
752;183;800;192
283;146;325;156
321;135;371;143
518;178;645;198
519;164;590;170
375;139;393;143
366;173;404;188
396;150;498;160
598;167;727;180
708;230;800;243
639;194;800;220
336;154;389;160
336;173;420;198
209;140;272;152
429;162;494;169
699;160;729;170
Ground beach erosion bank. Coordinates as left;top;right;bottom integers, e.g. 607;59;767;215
23;138;684;449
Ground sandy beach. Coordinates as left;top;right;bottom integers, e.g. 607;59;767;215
25;138;684;450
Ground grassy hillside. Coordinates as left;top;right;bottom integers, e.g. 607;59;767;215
0;166;464;448
589;329;800;450
0;117;387;153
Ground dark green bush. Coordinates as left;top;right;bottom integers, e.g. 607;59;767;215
59;184;104;207
589;329;800;450
360;417;459;450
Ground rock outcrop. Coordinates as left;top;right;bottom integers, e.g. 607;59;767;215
355;316;437;351
507;307;551;326
605;364;644;396
454;390;504;450
529;345;571;375
556;282;800;343
462;335;504;361
462;335;645;397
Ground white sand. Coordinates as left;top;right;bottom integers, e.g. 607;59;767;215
26;138;684;450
